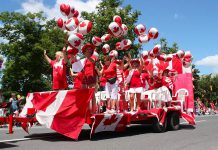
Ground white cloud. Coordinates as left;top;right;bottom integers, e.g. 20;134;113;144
18;0;101;20
195;55;218;73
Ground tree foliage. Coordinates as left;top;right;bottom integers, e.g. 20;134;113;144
81;0;141;59
0;12;65;95
197;74;218;104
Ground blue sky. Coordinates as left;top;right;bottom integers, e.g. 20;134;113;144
0;0;218;74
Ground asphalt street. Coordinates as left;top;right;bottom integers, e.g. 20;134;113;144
0;115;218;150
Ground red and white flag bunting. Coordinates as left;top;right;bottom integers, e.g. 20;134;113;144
20;88;95;140
91;113;127;136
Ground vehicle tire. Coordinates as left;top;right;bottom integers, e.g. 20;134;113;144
167;112;180;130
152;117;167;133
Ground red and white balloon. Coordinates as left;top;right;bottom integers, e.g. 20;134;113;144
176;50;185;59
115;42;122;50
113;15;122;26
134;24;146;35
60;3;71;16
102;44;110;54
108;22;122;37
138;34;150;43
57;18;65;30
68;33;84;49
121;24;128;36
78;20;92;35
184;51;192;59
65;17;79;31
153;44;161;55
148;27;159;39
142;50;149;60
120;39;132;50
101;34;110;43
109;50;118;58
67;45;79;55
92;36;102;46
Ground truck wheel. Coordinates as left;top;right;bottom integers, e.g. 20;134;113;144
167;112;180;130
152;118;167;133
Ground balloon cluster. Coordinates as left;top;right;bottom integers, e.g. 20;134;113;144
141;45;192;68
57;3;93;57
134;24;159;44
0;55;4;69
91;15;132;55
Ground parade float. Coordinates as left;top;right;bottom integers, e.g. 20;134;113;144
0;2;195;140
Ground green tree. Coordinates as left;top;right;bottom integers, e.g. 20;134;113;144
81;0;141;59
0;12;65;95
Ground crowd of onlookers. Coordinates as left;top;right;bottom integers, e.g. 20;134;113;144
195;97;218;115
0;90;25;118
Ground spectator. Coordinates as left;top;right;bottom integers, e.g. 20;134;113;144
9;93;19;117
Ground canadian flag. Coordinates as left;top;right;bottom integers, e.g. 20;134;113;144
20;88;95;140
90;113;127;136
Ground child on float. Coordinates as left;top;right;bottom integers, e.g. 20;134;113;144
125;58;143;112
44;47;68;90
69;54;84;89
102;50;120;114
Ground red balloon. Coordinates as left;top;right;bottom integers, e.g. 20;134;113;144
113;15;122;26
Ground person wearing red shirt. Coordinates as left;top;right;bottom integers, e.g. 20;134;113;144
125;59;143;112
44;47;68;90
102;51;119;113
81;43;97;113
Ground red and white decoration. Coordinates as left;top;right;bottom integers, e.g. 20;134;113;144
134;24;146;35
176;50;185;58
20;89;95;140
92;36;102;46
60;3;71;16
138;34;150;44
57;18;65;30
109;50;118;58
102;44;110;54
148;27;159;39
120;39;132;50
67;45;79;55
108;22;123;37
65;17;79;31
113;15;122;26
78;20;92;35
68;33;84;49
101;34;111;43
142;50;149;60
115;42;123;50
153;44;161;55
121;24;128;36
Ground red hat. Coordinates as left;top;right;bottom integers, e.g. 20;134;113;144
130;58;140;65
82;43;95;54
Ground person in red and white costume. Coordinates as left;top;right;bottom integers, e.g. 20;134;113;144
125;58;143;112
81;43;98;113
102;50;120;113
69;55;83;89
44;47;68;90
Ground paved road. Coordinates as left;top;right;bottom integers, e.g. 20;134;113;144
0;115;218;150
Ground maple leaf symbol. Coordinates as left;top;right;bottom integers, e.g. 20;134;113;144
103;114;118;126
113;27;119;33
74;40;81;47
93;40;97;44
140;28;145;33
124;27;127;30
156;61;169;72
80;22;86;27
123;40;128;45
